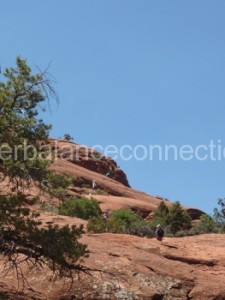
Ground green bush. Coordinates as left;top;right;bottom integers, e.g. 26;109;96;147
42;172;72;200
51;187;68;200
151;201;192;235
64;133;74;141
106;218;125;233
151;201;169;228
87;209;150;236
189;215;219;235
46;172;71;189
0;195;88;276
59;197;101;220
166;202;192;235
87;216;106;233
110;209;140;226
126;221;155;237
198;214;217;233
188;226;200;236
87;215;125;234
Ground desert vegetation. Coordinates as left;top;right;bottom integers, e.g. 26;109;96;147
85;200;225;237
0;57;89;279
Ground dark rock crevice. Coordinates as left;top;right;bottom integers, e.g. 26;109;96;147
163;254;217;267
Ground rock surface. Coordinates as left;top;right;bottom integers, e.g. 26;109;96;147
48;139;130;187
0;231;225;299
49;143;204;220
0;139;217;299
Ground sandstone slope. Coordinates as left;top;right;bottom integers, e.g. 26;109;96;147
49;139;203;220
0;139;217;299
1;231;225;299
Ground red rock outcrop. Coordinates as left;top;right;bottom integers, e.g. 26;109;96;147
48;139;130;187
0;229;225;299
50;154;204;220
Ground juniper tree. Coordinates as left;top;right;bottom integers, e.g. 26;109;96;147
151;201;169;227
166;201;192;234
0;57;89;279
151;201;192;234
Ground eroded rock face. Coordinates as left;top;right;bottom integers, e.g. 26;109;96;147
48;139;130;187
0;232;225;299
50;157;204;220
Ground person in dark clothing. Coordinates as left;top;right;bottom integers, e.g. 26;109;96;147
155;224;164;241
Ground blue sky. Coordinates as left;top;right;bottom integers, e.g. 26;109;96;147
1;1;225;214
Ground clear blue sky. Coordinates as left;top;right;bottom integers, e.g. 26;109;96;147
1;1;225;214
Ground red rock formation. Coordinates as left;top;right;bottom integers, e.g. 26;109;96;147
0;230;225;299
50;155;204;220
0;138;214;299
48;139;130;187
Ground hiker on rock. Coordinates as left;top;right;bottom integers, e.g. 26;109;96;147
92;180;96;189
155;224;164;241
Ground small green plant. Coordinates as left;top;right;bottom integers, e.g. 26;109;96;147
87;209;146;235
42;172;71;202
64;133;74;141
110;209;140;227
106;218;125;233
190;214;219;235
198;214;217;233
126;221;154;237
81;183;91;189
46;172;72;189
87;216;107;233
59;197;101;220
51;187;68;200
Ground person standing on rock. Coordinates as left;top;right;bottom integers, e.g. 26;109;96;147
92;180;96;189
155;224;164;241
